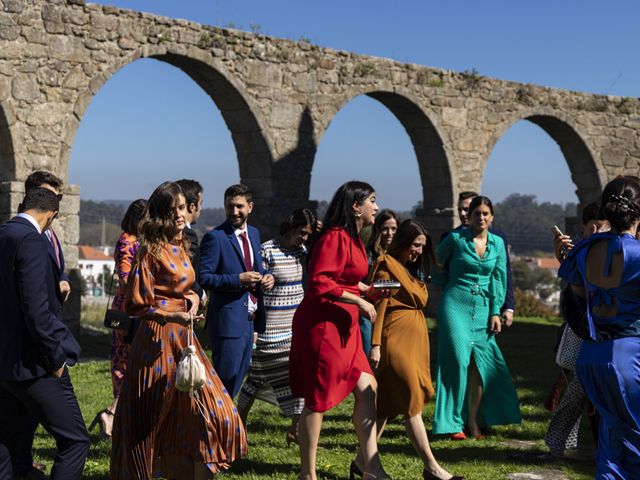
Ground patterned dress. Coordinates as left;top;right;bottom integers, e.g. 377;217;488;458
110;231;138;398
110;242;247;479
432;228;521;434
237;239;306;417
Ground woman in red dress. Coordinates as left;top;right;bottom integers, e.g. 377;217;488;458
290;181;390;480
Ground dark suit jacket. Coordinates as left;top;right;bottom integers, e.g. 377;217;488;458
46;227;69;283
440;225;515;312
183;226;204;300
0;216;80;381
199;221;267;337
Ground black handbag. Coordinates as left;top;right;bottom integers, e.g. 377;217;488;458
103;271;131;331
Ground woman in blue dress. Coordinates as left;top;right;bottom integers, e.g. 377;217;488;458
559;176;640;479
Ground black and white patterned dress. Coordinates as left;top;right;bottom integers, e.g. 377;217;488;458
237;239;306;417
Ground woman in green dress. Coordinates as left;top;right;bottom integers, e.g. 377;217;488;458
432;196;521;439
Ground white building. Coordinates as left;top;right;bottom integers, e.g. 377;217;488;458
78;245;115;296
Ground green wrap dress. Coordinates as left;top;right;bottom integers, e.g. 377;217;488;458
432;228;521;434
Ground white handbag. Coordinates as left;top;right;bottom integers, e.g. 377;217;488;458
555;323;583;371
176;314;206;392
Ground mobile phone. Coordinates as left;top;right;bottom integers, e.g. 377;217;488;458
372;280;401;289
552;225;564;236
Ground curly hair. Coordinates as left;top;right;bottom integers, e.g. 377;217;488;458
138;182;189;258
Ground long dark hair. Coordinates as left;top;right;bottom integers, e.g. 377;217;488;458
120;199;147;235
367;209;398;256
387;219;436;278
138;182;189;258
308;180;375;259
600;176;640;231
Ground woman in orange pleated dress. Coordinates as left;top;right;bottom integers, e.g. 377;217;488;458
110;182;247;480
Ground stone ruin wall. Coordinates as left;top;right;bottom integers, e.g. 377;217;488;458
1;0;639;326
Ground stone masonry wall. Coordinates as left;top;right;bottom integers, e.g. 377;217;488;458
0;0;638;267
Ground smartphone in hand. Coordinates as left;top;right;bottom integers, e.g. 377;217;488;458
372;280;401;289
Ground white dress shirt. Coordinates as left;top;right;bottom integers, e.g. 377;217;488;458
234;226;258;315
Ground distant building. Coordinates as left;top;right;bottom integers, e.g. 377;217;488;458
78;245;114;296
531;256;560;273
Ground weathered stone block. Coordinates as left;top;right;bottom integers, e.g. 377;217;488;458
117;37;136;50
269;103;302;129
90;12;118;31
245;62;282;88
601;148;626;167
48;35;88;63
292;72;317;93
11;73;40;101
0;13;19;39
2;1;24;14
441;107;467;128
0;75;9;101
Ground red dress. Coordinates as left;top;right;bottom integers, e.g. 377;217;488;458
290;227;372;412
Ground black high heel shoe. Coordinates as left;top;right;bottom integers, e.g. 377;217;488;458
423;469;464;480
349;461;363;480
89;408;115;438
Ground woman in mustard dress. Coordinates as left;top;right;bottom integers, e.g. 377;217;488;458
432;196;520;438
358;219;461;480
110;182;247;480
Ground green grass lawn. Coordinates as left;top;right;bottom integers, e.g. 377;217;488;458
30;316;596;479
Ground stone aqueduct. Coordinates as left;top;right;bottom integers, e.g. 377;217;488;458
1;0;640;317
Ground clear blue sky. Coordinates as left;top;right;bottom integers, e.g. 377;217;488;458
69;1;640;209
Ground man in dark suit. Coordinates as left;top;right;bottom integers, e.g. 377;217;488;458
0;188;89;480
176;179;205;303
14;172;72;479
441;191;516;326
199;184;274;398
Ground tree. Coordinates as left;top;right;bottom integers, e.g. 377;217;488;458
511;259;559;300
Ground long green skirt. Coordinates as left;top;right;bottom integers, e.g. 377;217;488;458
432;284;521;435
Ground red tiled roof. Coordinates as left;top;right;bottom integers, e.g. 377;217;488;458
78;245;112;261
536;257;560;269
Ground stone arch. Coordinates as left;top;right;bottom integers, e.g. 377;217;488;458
0;101;16;182
314;89;455;235
486;113;604;206
61;46;273;189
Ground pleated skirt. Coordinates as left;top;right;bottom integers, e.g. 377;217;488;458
110;320;247;479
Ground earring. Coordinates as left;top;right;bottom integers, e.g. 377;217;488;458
355;212;362;218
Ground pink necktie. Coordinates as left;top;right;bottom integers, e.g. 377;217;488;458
240;232;257;303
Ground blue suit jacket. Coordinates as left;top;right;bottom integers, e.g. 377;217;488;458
199;221;267;337
0;217;80;381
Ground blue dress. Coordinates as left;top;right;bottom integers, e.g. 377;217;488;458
559;232;640;479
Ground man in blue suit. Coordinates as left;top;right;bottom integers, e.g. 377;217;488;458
0;188;89;480
14;171;72;479
200;184;274;398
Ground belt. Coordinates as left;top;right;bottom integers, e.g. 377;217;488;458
248;313;256;321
